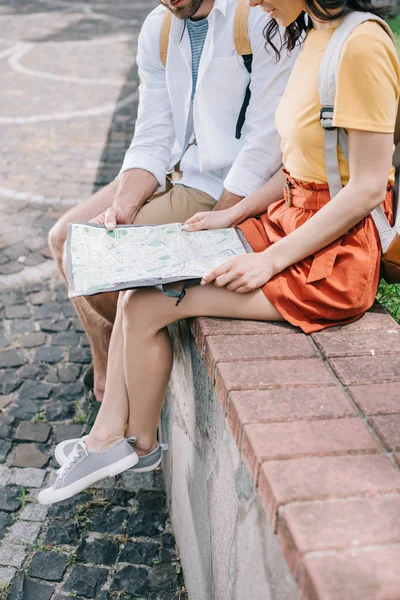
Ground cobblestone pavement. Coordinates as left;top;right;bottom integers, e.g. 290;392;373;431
0;1;187;598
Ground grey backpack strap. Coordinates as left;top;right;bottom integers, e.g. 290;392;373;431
318;12;396;250
155;279;202;306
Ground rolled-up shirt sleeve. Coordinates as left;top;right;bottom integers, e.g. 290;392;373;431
224;10;297;197
119;8;176;186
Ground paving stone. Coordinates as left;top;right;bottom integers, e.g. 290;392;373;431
313;329;400;358
259;454;400;524
10;444;49;469
0;542;26;568
0;415;13;437
35;346;63;364
371;414;400;450
118;470;157;492
9;520;42;544
61;304;77;318
44;521;79;545
119;540;159;566
29;290;53;305
0;487;22;512
330;355;400;385
0;512;12;540
20;332;46;348
34;303;61;319
9;400;43;421
301;545;400;600
63;564;108;598
89;507;129;534
51;332;80;347
11;467;46;488
0;440;11;463
242;418;379;481
0;369;20;394
0;394;12;410
137;490;166;513
45;368;59;383
0;350;26;369
69;347;92;364
149;563;180;593
19;504;48;522
0;261;24;275
127;511;166;537
18;363;48;381
45;400;75;421
18;379;52;401
0;291;25;306
7;573;54;600
28;551;67;581
110;565;149;597
96;488;135;506
9;320;36;335
0;334;9;349
53;381;83;400
15;422;51;443
54;424;83;443
47;494;88;518
72;319;85;333
4;305;30;319
0;566;16;585
349;382;400;415
40;319;70;333
58;364;81;383
76;537;119;566
0;466;11;486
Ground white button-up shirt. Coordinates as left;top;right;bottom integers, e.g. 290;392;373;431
120;0;297;200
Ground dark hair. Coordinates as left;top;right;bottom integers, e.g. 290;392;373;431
265;0;392;60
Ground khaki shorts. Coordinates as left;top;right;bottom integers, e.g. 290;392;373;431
133;183;216;226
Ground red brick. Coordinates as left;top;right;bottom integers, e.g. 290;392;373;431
205;334;315;381
322;310;398;333
190;316;298;355
330;355;400;385
279;495;400;576
242;418;378;481
259;454;400;525
349;383;400;415
313;329;400;358
227;387;355;444
371;415;400;451
301;546;400;600
215;358;336;407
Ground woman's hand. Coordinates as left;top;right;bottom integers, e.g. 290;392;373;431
182;208;235;232
202;252;276;293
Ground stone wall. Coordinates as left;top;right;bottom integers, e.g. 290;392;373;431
160;321;299;600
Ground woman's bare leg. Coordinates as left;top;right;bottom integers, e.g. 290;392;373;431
85;296;129;449
121;284;283;451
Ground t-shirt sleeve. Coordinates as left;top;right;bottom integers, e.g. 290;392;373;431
333;22;400;133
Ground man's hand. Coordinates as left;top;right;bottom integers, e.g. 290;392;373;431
201;252;277;294
214;190;243;211
182;208;235;232
89;207;132;231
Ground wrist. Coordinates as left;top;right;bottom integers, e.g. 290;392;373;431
261;245;283;278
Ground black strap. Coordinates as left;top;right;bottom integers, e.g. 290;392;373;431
235;54;253;140
155;279;202;306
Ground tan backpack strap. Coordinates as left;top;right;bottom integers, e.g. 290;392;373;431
234;0;252;56
160;9;173;67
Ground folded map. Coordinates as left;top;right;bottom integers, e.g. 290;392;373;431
66;222;251;298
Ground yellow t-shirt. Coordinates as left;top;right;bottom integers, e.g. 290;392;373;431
275;21;400;185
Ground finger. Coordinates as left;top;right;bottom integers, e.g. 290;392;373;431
233;284;252;294
104;208;117;230
201;259;235;285
214;270;239;288
183;212;206;225
182;219;206;232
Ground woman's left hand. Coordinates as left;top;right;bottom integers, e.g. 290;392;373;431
201;252;276;293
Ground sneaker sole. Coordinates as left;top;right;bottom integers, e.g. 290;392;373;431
38;452;139;505
55;439;162;472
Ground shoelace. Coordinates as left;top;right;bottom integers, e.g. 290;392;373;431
57;439;88;479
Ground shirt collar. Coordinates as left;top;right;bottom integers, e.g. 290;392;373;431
212;0;228;16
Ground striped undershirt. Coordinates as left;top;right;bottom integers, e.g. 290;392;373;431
186;17;209;99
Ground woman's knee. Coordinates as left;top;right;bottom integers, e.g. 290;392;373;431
121;288;158;333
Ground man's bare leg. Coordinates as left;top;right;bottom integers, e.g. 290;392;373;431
49;181;119;400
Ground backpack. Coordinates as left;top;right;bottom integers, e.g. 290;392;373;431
159;0;252;139
319;11;400;283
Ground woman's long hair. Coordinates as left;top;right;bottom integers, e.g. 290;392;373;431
266;0;391;59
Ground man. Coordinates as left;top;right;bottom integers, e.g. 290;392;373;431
48;0;295;430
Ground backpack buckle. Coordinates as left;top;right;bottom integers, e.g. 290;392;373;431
320;107;335;131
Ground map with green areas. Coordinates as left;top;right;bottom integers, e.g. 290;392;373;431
67;223;248;298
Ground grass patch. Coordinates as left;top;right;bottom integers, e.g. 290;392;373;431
377;280;400;323
0;583;10;600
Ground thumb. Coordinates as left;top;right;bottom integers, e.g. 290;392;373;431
104;207;117;231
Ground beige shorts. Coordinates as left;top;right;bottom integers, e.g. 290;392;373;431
133;183;216;225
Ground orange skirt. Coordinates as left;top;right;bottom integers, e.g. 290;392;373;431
238;173;394;334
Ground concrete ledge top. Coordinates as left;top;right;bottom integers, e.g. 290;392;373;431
189;305;400;600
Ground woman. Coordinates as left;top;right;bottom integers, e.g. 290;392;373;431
39;0;400;504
